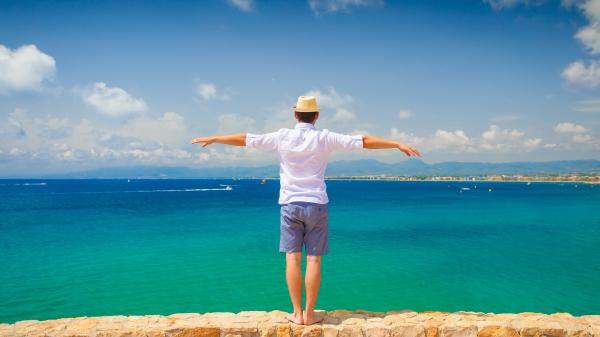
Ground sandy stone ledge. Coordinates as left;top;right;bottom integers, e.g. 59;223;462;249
1;310;599;337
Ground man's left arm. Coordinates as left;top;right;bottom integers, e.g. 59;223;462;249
363;135;421;157
191;133;247;147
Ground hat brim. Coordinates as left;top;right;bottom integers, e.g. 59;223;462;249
293;106;320;112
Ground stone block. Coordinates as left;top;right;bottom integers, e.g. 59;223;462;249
439;323;477;337
478;326;519;337
172;327;221;337
389;323;426;337
276;325;291;337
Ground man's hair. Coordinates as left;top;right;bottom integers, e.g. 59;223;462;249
295;111;318;123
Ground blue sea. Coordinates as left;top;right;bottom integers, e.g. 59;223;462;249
1;179;599;324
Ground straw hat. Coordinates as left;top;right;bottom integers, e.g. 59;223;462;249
293;95;320;112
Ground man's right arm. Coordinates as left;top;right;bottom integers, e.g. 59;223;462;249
363;135;421;157
191;133;247;147
191;131;279;151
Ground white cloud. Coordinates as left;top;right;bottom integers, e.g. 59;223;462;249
561;60;600;87
390;128;425;146
554;122;589;133
302;87;362;129
430;129;471;150
82;82;147;118
196;82;229;101
478;125;546;152
0;44;56;92
331;108;357;122
483;0;531;10
575;23;600;54
217;113;257;134
580;0;600;23
573;134;593;142
121;112;190;147
304;87;353;109
543;143;558;149
308;0;383;14
562;1;600;87
389;125;548;154
523;137;543;149
226;0;254;12
397;110;413;119
0;109;196;168
481;124;524;142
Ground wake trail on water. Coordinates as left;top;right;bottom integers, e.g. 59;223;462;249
0;182;48;186
1;186;233;195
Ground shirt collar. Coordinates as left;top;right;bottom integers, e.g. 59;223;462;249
295;122;316;130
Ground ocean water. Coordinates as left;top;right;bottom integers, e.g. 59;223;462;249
0;179;599;324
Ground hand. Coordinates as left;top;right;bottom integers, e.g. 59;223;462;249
398;143;421;157
191;136;217;147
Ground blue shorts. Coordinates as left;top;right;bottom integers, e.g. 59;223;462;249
279;202;329;256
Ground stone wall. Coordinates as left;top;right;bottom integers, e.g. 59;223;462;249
1;310;599;337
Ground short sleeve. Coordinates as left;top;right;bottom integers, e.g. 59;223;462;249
325;131;364;152
246;131;279;151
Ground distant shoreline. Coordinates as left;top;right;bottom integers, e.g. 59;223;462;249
1;176;599;184
323;175;600;184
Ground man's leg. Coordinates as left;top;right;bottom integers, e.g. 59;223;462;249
303;255;322;325
285;252;304;324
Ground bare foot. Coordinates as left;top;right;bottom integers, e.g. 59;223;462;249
286;312;304;325
302;312;324;325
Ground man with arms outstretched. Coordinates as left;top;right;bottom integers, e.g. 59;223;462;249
191;96;421;326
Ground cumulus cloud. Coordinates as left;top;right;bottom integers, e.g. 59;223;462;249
572;134;593;142
217;113;257;134
300;87;364;130
308;0;383;15
82;82;148;118
430;130;471;150
0;44;56;92
389;125;547;154
225;0;254;12
304;87;353;109
554;122;589;133
562;0;600;87
523;137;543;149
575;23;600;54
390;128;470;152
397;110;413;119
0;109;196;169
121;112;190;147
478;125;544;152
390;128;425;147
196;82;229;101
552;122;595;146
481;124;524;142
561;60;600;87
331;108;357;122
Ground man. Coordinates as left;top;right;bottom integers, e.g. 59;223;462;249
191;95;421;326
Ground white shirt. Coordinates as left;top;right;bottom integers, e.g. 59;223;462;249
246;122;364;205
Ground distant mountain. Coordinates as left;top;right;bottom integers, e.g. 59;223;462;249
38;159;600;179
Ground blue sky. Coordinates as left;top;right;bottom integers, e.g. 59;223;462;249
1;0;599;175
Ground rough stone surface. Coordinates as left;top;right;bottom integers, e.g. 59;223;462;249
0;311;597;337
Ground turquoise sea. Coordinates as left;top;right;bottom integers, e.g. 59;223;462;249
1;179;599;324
